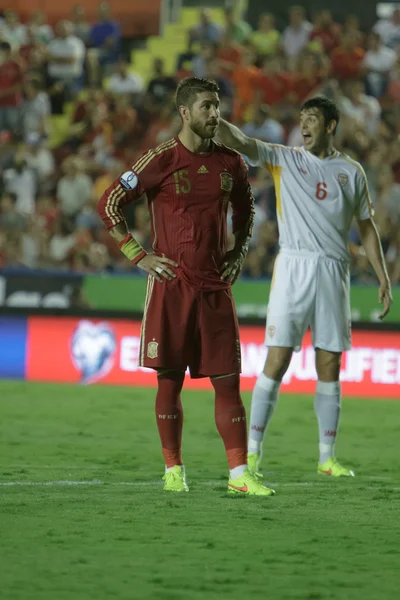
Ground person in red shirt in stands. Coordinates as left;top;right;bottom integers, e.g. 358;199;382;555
309;9;341;54
231;45;261;121
290;52;325;105
331;33;365;81
216;31;243;79
0;41;24;133
19;26;41;67
256;56;292;106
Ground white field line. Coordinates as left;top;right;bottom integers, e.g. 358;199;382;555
0;478;396;488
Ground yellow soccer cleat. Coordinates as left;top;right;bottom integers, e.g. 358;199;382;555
228;468;275;496
318;457;355;477
248;452;263;478
162;465;189;492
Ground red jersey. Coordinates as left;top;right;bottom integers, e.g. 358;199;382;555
98;137;254;291
331;47;365;80
0;59;23;107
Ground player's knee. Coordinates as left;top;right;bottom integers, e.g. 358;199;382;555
157;370;185;395
211;374;242;405
264;349;292;381
315;350;341;382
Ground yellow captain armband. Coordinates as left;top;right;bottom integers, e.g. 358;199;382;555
118;233;147;264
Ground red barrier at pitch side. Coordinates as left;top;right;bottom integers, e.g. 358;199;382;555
27;317;400;398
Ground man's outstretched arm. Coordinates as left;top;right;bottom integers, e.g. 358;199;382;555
358;218;392;320
217;119;260;163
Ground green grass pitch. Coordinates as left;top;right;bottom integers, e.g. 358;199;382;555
1;381;399;600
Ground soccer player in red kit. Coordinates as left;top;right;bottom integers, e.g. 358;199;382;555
98;77;274;496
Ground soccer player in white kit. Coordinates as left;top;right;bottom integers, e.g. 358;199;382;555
218;97;392;477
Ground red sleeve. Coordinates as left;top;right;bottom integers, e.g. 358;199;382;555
97;143;173;230
230;155;255;239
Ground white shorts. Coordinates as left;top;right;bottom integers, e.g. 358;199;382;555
266;250;351;353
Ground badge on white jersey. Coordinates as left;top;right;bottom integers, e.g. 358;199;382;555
338;173;348;187
120;171;138;190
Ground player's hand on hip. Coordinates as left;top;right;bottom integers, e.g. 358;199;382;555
220;249;245;285
378;279;392;320
137;254;178;283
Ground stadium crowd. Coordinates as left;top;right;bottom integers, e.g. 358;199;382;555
0;3;399;283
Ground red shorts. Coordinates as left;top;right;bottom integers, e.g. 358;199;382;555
139;276;241;378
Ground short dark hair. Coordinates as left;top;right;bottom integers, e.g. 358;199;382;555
301;96;340;135
175;77;219;112
0;41;12;53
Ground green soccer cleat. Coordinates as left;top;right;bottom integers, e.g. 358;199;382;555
317;457;355;477
162;465;189;492
248;452;263;478
228;468;275;496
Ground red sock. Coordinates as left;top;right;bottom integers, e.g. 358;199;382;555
155;371;185;468
212;374;247;469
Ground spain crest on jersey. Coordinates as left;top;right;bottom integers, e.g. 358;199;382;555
220;172;233;193
147;340;158;359
338;173;348;187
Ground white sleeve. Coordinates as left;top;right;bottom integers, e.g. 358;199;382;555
247;140;286;168
356;167;374;220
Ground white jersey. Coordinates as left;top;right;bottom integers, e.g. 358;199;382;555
250;141;373;262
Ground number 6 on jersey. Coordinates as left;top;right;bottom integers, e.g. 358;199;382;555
316;182;328;200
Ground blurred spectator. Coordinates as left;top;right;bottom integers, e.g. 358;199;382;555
147;59;176;107
373;7;400;49
111;94;138;148
251;13;280;57
192;42;217;79
388;58;400;102
28;10;53;44
256;57;292;106
309;9;341;54
282;6;312;63
290;52;324;105
3;154;37;215
230;45;259;121
22;78;51;142
106;60;144;96
223;6;252;44
216;32;243;78
19;25;45;67
48;216;76;266
242;107;284;144
0;192;26;231
190;9;222;45
363;33;397;98
176;34;197;72
342;15;365;47
23;135;55;193
377;165;400;222
72;87;108;124
0;130;15;172
87;242;112;272
93;159;124;201
340;80;381;136
0;10;27;51
330;33;365;81
71;4;91;46
0;41;24;134
47;20;85;112
87;1;121;83
57;156;92;219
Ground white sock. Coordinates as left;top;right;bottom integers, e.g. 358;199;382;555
248;373;281;454
229;464;247;479
165;465;185;473
314;381;341;464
